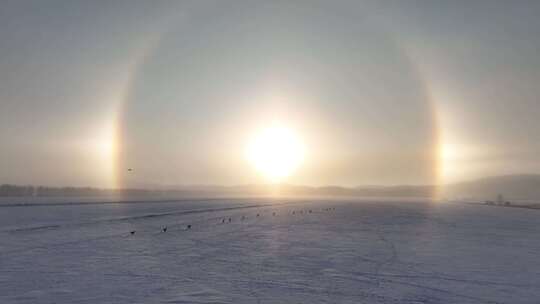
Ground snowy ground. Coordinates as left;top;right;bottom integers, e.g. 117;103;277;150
1;197;540;304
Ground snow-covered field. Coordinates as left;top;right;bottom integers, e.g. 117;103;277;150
1;198;539;303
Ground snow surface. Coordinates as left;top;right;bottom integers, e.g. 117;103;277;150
1;198;540;303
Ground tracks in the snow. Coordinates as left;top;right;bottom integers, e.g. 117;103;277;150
0;200;328;257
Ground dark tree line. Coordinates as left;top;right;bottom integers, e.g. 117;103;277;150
0;184;34;196
0;184;177;197
0;185;118;197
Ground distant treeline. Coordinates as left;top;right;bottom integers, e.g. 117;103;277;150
0;185;35;196
0;183;437;198
4;175;540;199
0;184;156;197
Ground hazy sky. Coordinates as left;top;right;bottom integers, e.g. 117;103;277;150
1;1;539;188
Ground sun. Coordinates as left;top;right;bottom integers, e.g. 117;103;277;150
246;125;305;182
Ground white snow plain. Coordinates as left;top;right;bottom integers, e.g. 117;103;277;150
1;198;539;304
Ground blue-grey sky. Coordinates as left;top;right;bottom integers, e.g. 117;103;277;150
1;0;539;188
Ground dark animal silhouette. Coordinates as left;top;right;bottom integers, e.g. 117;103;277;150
222;218;225;223
162;226;167;232
130;230;136;235
256;213;260;217
187;224;192;229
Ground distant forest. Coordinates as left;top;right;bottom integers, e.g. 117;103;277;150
3;175;540;200
0;183;435;198
0;184;154;197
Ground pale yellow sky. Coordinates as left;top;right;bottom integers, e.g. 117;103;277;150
1;1;540;188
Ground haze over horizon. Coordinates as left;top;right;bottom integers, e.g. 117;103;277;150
2;1;540;188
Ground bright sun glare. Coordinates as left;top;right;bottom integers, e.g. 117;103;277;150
246;125;305;183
